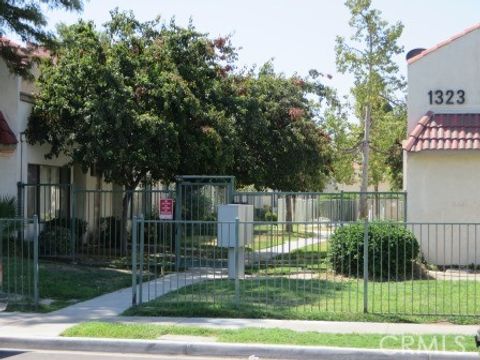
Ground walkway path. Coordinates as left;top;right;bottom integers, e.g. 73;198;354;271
251;231;329;261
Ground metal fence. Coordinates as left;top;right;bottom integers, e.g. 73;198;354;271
233;191;406;222
132;218;480;317
17;183;174;261
0;217;39;309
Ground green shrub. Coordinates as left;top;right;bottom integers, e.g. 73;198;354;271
254;208;267;221
97;216;123;249
0;195;16;218
0;196;22;255
43;217;88;241
39;226;71;256
328;222;419;279
264;211;278;222
181;189;215;221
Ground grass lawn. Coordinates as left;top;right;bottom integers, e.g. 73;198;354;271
62;322;476;352
7;260;134;312
123;278;480;324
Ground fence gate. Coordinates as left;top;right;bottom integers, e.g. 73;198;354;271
173;176;235;270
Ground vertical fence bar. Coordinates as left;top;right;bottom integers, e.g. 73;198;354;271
363;218;369;313
235;217;240;306
139;214;145;305
131;216;138;306
70;184;76;261
33;215;39;308
339;191;344;224
174;181;182;271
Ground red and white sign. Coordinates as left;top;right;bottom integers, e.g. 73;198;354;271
159;199;174;220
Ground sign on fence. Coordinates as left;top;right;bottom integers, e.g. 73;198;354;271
159;199;174;220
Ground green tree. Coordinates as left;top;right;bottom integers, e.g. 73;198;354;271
27;11;237;250
322;96;358;188
335;0;405;216
230;64;333;230
0;0;83;77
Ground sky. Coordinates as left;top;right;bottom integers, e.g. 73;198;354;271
23;0;480;99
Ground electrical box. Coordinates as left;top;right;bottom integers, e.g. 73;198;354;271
217;204;254;247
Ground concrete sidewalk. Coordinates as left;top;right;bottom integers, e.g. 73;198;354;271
1;311;478;338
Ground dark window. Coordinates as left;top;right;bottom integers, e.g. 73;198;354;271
26;165;71;220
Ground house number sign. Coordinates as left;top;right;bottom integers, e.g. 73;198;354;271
428;90;465;105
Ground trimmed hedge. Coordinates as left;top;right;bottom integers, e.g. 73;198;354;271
328;222;420;279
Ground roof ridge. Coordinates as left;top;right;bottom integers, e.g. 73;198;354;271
408;23;480;64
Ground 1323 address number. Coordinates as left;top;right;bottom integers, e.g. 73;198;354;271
428;90;465;105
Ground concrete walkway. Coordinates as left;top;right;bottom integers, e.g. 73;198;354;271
250;232;329;261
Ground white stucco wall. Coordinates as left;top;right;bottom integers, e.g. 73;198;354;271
407;151;480;264
407;151;480;222
408;28;480;133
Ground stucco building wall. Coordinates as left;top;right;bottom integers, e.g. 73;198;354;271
405;26;480;265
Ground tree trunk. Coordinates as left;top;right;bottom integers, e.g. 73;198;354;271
121;189;133;256
285;194;293;233
359;105;371;219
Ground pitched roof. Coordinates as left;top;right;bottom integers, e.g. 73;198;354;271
408;23;480;64
0;112;17;146
403;112;480;152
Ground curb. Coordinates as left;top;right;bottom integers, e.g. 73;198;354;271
0;336;477;360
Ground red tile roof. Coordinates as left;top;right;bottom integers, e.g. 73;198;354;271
0;37;50;59
0;112;17;146
404;112;480;152
408;23;480;64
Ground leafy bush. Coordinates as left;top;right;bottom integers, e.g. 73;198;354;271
181;188;215;221
0;196;16;218
0;196;21;255
97;216;123;249
43;217;88;241
264;211;278;222
39;226;71;256
254;207;267;221
328;222;419;279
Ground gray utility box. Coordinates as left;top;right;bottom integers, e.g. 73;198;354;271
217;204;254;279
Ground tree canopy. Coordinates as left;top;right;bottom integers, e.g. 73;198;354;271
230;64;333;192
27;10;237;191
335;0;405;195
0;0;83;77
27;11;333;194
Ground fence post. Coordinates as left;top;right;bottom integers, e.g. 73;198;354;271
234;217;240;306
174;180;182;271
339;191;344;225
138;214;145;306
70;184;76;261
403;192;408;222
363;217;369;313
131;216;138;306
33;215;39;308
17;182;24;218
